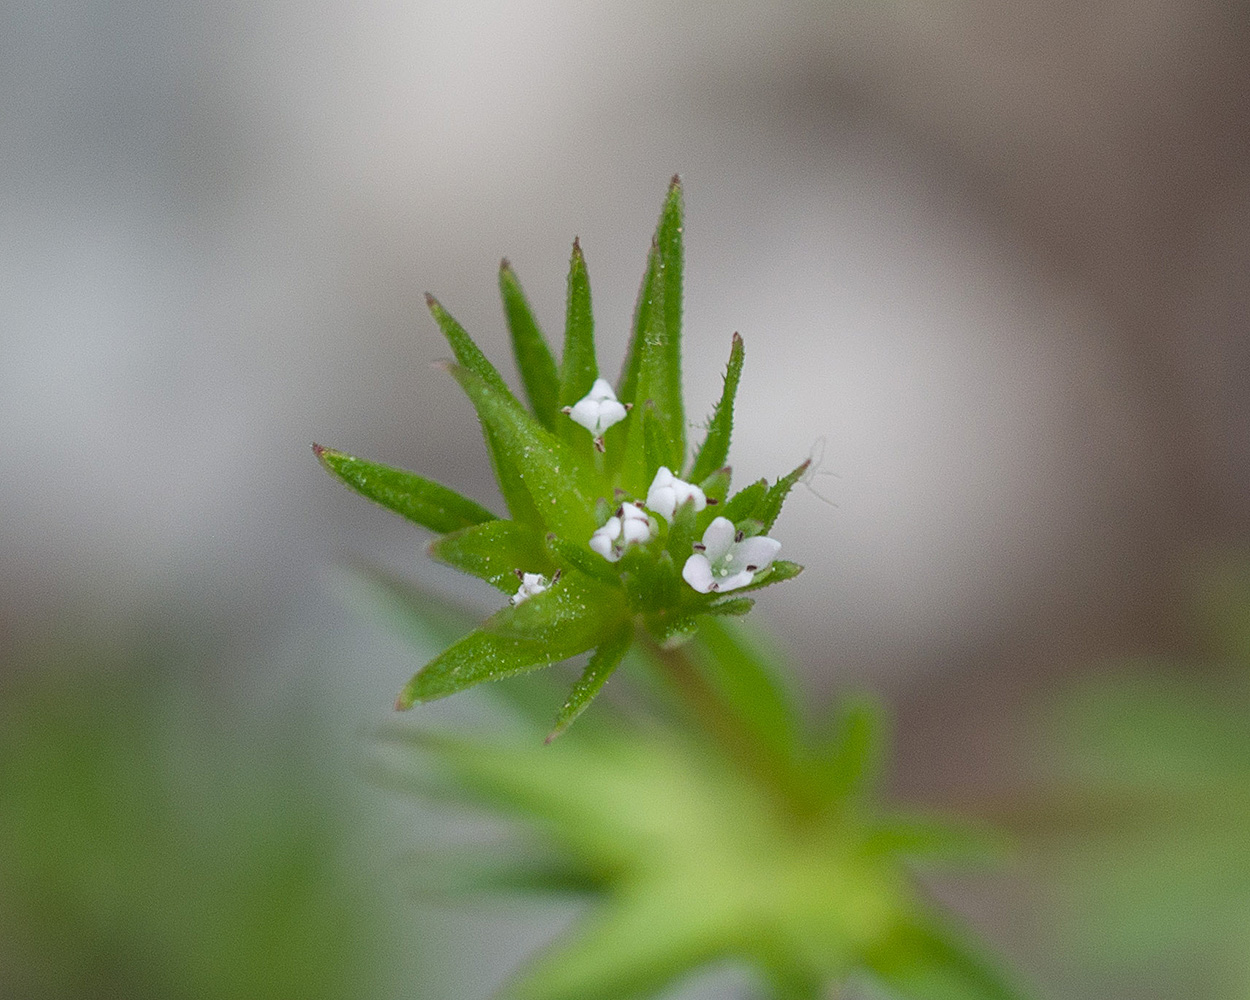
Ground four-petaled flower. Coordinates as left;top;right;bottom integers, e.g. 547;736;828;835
564;378;629;450
646;466;708;522
510;570;554;606
589;502;656;562
682;517;781;593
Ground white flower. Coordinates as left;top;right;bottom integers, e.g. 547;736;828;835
646;466;707;522
589;502;656;562
509;571;551;606
681;516;781;593
563;378;629;449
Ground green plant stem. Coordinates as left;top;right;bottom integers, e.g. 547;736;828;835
641;634;803;810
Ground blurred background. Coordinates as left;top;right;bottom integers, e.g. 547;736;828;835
2;1;1248;997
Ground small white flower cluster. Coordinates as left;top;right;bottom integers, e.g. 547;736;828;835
510;570;555;606
564;382;780;594
563;378;629;451
589;502;656;562
585;467;779;594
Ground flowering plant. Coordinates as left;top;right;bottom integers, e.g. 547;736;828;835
316;178;803;735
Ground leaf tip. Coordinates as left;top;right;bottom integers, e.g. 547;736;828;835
669;173;681;191
311;442;327;458
394;691;414;711
732;331;743;347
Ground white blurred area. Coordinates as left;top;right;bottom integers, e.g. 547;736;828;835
2;0;1247;698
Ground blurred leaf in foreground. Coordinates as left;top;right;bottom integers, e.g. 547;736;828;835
364;569;1025;1000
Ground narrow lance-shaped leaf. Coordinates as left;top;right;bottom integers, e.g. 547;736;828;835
314;445;497;532
559;238;597;410
430;521;557;593
547;623;632;742
427;294;544;525
611;178;685;463
397;628;553;708
614;243;678;490
722;478;768;523
445;362;602;539
863;916;1028;1000
688;332;744;483
757;459;811;532
500;260;561;429
401;576;620;706
487;570;625;654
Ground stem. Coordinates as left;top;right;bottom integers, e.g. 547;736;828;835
640;633;804;809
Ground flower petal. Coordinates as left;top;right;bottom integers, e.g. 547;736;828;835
736;535;781;572
681;554;716;593
700;517;736;562
715;569;756;593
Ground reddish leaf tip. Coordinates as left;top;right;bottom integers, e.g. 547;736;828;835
311;442;327;457
394;692;411;711
500;257;512;272
669;173;681;189
732;331;743;345
424;292;439;310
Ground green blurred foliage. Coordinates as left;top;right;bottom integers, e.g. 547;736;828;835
362;569;1026;1000
0;659;394;1000
1034;559;1250;998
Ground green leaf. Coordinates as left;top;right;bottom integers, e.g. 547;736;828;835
642;404;671;484
487;570;626;657
612;179;686;481
314;445;497;532
688;332;744;483
396;627;554;707
863;816;1010;869
617;177;683;406
430;521;557;592
757;459;810;532
863;917;1028;1000
427;294;545;525
705;597;754;617
446;363;603;539
731;560;804;595
398;844;599;899
426;293;512;396
690;618;798;757
816;695;887;803
722;479;768;524
545;533;623;586
560;238;598;410
500;260;561;429
548;624;633;741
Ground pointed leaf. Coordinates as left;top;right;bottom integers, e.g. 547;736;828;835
486;569;626;656
730;560;804;594
617;177;683;406
688;332;744;483
690;618;798;757
426;293;512;396
722;479;768;524
430;521;557;592
399;844;599;899
864;917;1028;1000
314;445;496;532
397;627;554;707
506;892;721;1000
559;238;598;408
500;260;561;429
705;597;754;617
757;459;811;532
816;695;888;803
426;295;545;525
548;624;632;741
446;363;603;538
545;533;622;586
633;242;684;473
